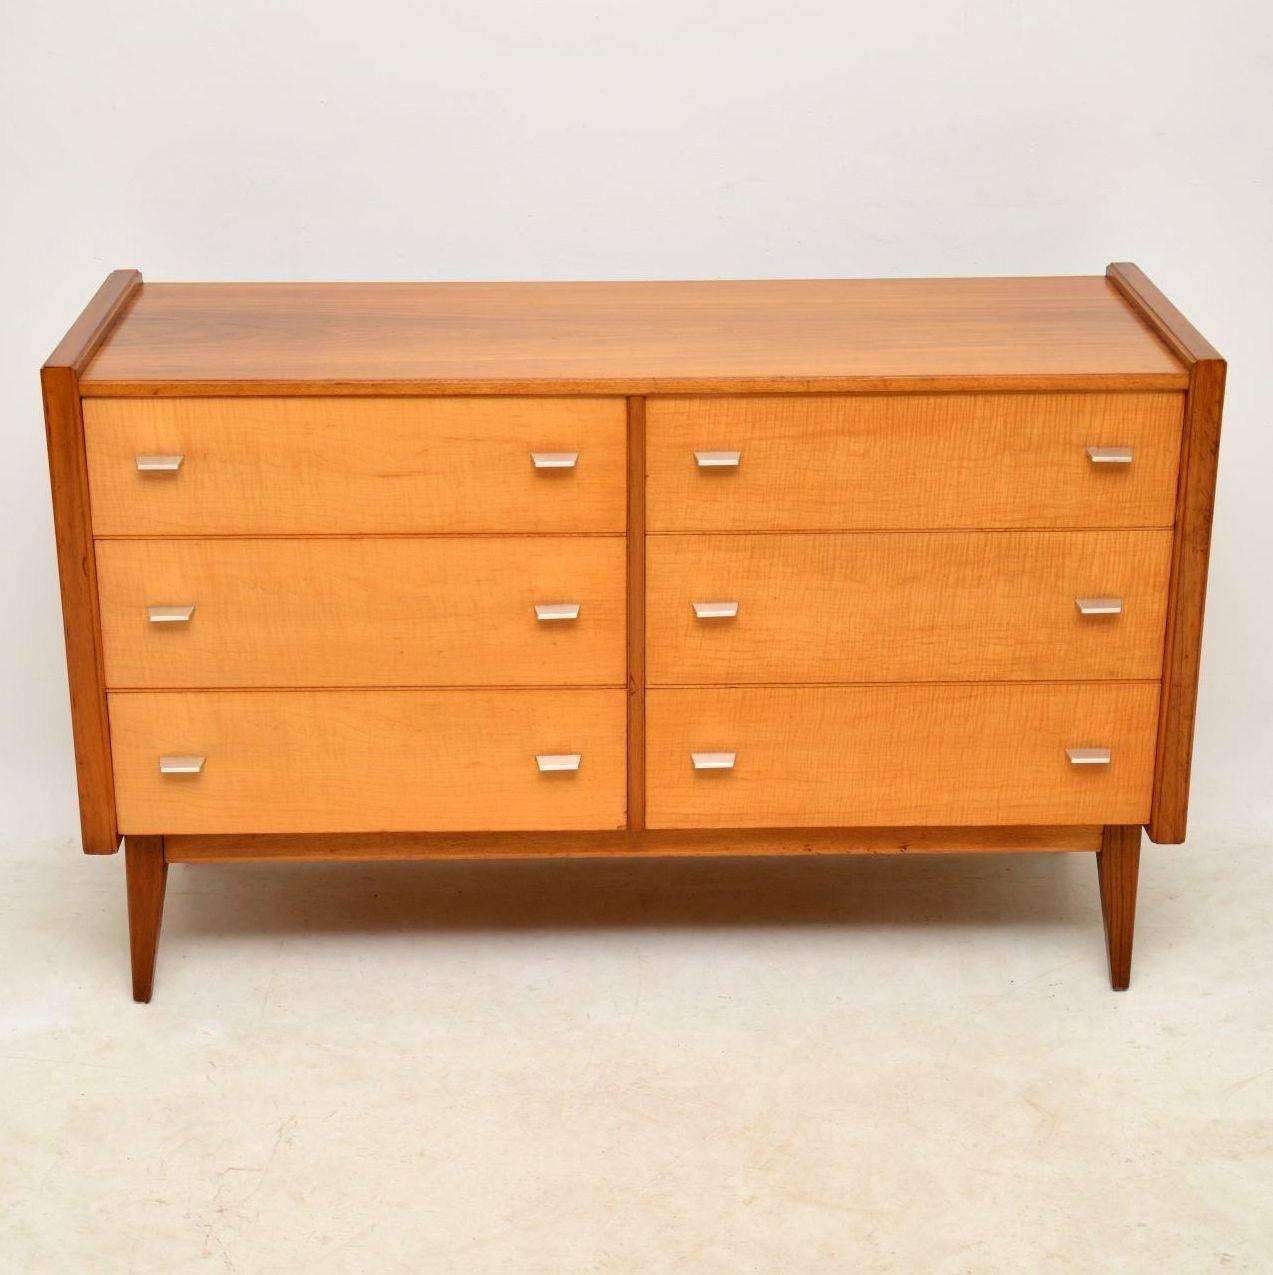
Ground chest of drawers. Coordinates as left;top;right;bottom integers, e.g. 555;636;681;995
42;267;1225;1000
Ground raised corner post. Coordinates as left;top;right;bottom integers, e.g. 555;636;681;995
1105;264;1226;844
1097;824;1141;990
124;835;167;1002
42;269;143;854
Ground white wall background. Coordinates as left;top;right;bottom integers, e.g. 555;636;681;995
2;0;1270;849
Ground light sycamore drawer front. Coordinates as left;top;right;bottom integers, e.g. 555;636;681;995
646;683;1159;828
83;397;626;535
109;689;627;834
648;529;1173;684
647;394;1183;531
96;537;626;688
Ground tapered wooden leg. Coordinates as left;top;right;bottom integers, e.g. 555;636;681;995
1096;824;1141;990
125;835;167;1003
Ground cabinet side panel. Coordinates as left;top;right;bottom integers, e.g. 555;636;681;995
1107;263;1226;843
42;270;142;853
42;364;119;852
1149;356;1226;841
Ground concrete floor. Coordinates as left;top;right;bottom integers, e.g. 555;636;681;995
1;838;1270;1273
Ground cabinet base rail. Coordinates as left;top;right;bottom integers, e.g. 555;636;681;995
123;823;1141;1001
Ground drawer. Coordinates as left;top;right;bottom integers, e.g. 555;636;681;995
109;689;627;833
646;683;1159;828
96;537;626;688
647;393;1183;530
647;530;1172;684
83;397;626;535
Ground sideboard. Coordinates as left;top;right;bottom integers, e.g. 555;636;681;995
42;266;1225;999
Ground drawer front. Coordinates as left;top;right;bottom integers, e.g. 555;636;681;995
646;683;1159;828
110;689;627;833
647;393;1183;530
648;530;1173;684
97;537;626;689
83;397;626;534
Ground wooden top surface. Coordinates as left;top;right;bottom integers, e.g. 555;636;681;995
79;275;1186;395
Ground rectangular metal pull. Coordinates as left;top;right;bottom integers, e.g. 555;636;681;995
692;600;739;619
1066;747;1111;765
135;454;185;472
1075;597;1123;616
1086;446;1133;464
159;754;205;775
536;753;581;772
535;603;581;622
691;751;736;770
147;605;196;623
531;451;578;469
695;450;741;468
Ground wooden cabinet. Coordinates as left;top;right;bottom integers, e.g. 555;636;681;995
42;267;1226;999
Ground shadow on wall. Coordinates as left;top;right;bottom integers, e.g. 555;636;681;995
164;851;1096;940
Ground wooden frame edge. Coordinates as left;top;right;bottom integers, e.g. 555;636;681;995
1106;263;1222;364
43;269;143;853
164;825;1103;863
626;397;646;831
78;372;1190;398
1107;263;1226;843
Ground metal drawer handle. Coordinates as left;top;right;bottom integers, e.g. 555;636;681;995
536;753;581;772
1086;446;1133;464
135;454;185;472
147;605;196;624
692;600;739;619
691;751;736;770
1075;597;1123;616
159;754;205;775
535;603;581;622
531;451;578;469
1066;747;1111;766
695;450;741;468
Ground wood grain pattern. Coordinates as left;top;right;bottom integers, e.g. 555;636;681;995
83;397;626;535
646;393;1183;531
43;269;144;854
79;278;1186;396
95;536;626;688
647;683;1160;829
647;530;1173;684
124;834;166;1002
627;398;647;830
1096;823;1141;990
1107;265;1226;844
165;824;1104;861
109;689;627;834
